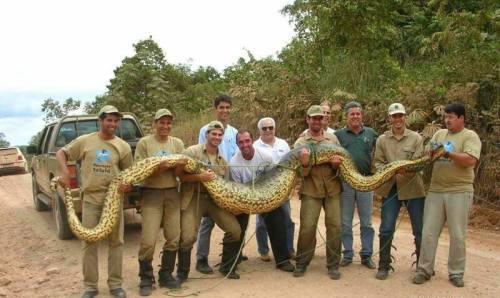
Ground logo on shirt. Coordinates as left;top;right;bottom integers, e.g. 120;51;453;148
95;149;111;163
154;150;171;157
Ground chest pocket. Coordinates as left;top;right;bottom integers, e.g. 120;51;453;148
402;146;415;160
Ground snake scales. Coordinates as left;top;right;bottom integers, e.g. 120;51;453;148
51;143;444;242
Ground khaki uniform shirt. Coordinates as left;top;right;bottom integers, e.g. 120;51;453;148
373;129;426;200
63;132;133;205
429;128;481;193
180;144;229;210
294;131;342;198
134;135;184;189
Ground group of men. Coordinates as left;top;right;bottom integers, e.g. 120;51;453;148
55;95;481;298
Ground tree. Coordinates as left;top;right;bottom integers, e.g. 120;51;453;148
41;97;81;123
0;132;10;148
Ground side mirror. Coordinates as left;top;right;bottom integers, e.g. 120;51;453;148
27;145;38;154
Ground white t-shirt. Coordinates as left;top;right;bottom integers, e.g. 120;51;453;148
253;137;290;163
230;146;273;183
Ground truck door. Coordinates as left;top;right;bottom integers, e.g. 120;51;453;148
38;125;55;194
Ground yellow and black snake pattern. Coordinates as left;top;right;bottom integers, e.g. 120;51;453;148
51;144;444;242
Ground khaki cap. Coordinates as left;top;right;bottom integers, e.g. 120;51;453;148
206;120;225;133
388;103;406;115
98;105;122;118
307;105;324;117
154;108;173;120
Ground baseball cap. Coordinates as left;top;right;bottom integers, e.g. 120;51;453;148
154;108;173;120
307;105;324;117
388;103;406;115
98;105;122;118
206;120;225;133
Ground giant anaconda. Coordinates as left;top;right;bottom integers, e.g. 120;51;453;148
51;143;444;242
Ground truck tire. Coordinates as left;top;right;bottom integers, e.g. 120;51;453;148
32;174;49;211
54;192;74;240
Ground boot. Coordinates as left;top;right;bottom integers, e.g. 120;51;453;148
376;235;394;280
195;257;213;274
177;248;191;284
138;260;154;296
158;250;180;289
219;241;241;279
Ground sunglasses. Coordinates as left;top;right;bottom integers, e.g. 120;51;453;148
261;126;274;131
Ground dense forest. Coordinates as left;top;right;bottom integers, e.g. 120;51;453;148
38;1;499;205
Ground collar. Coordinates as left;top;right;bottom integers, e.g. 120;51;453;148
386;128;410;139
202;144;222;160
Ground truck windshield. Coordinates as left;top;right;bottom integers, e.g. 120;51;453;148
55;119;141;147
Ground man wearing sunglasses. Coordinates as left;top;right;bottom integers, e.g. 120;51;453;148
253;117;295;262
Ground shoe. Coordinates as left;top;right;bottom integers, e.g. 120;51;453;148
413;271;430;284
219;269;240;279
81;290;98;298
276;261;295;272
361;257;376;269
375;268;389;280
110;288;127;298
241;255;249;261
260;253;271;262
293;265;307;277
289;252;296;260
449;275;464;287
340;258;352;267
196;258;214;274
328;267;341;280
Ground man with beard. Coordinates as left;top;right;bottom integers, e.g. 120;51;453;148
414;102;481;287
176;121;242;279
293;105;343;279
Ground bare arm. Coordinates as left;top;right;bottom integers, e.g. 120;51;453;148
448;152;478;168
55;149;71;187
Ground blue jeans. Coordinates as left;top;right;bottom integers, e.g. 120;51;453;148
341;181;375;259
196;216;215;260
379;184;424;244
256;200;295;255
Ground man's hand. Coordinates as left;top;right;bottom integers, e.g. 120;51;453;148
396;168;407;176
59;172;71;189
443;141;455;154
299;148;311;167
329;155;343;168
199;169;216;182
118;183;133;193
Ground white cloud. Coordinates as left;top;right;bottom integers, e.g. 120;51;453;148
0;0;295;145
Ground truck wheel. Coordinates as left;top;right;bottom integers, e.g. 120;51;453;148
32;174;49;211
54;192;74;240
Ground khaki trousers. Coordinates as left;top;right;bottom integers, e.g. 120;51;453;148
180;192;240;250
82;198;124;291
418;191;473;277
296;194;342;268
139;188;181;260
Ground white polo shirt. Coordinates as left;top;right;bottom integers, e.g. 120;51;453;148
253;137;290;164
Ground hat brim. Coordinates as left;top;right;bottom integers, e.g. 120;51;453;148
388;111;405;115
308;113;324;117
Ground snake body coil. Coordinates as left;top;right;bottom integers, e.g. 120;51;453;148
51;144;444;242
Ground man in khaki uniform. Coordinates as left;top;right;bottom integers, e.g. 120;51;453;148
176;121;242;279
293;105;343;279
134;109;185;295
56;105;132;298
414;102;481;287
373;103;426;280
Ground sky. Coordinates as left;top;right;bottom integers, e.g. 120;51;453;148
0;0;295;146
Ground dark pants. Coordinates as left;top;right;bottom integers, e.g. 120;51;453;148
237;207;289;264
379;184;424;244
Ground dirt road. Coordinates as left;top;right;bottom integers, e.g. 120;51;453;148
0;174;499;298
